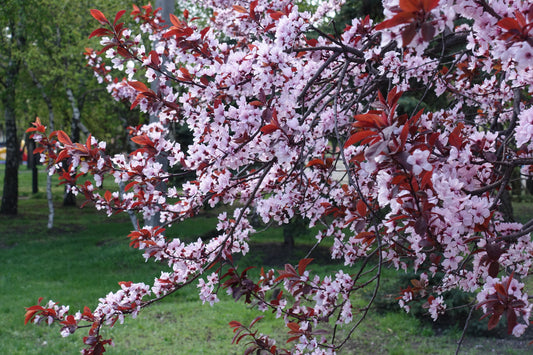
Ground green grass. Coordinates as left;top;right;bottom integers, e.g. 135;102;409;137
1;165;532;354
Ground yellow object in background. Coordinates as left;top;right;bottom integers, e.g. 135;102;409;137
0;147;6;161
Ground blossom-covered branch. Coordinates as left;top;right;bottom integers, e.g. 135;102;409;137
26;1;533;354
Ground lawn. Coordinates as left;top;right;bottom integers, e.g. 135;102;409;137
1;165;532;354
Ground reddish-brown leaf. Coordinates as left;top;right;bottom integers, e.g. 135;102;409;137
298;258;313;275
150;51;160;66
249;100;263;107
232;5;248;13
128;81;149;93
131;135;153;146
401;22;418;46
24;305;44;325
287;322;301;332
448;123;464;148
421;22;435;42
249;315;264;328
306;158;325;168
422;0;440;12
344;130;378;148
55;149;70;163
400;0;421;12
179;67;192;81
486;261;499;277
497;18;521;31
488;313;502;330
125;181;138;192
260;124;279;134
269;11;284;20
113;10;126;26
375;12;414;30
90;9;109;25
229;320;242;328
356;199;367;217
57;131;73;146
89;28;112;39
414;216;427;236
420;169;433;189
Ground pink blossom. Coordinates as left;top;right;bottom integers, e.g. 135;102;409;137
407;149;432;175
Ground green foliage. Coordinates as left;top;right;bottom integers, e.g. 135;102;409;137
333;0;384;30
0;0;145;152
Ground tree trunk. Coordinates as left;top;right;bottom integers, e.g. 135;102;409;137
63;87;79;207
146;0;174;227
0;58;20;215
27;137;38;193
27;67;55;226
46;174;54;229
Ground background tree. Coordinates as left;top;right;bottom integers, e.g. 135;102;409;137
0;0;29;215
0;0;144;220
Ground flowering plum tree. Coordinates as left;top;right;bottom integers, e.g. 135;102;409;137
26;0;533;353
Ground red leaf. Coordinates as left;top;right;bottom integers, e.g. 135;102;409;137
400;0;421;12
497;18;521;31
356;199;367;217
150;51;160;66
344;130;378;148
232;5;248;14
249;315;264;328
448;123;464;148
169;13;182;28
269;11;284;20
90;9;109;25
422;0;440;12
488;261;499;277
125;181;138;192
375;12;414;30
488;313;502;330
507;309;518;335
353;113;386;128
421;22;435;42
306;159;325;168
104;190;112;202
89;28;112;39
249;100;263;107
420;169;433;189
24;305;44;325
298;258;313;275
55;149;70;163
401;22;418;46
399;123;410;148
60;315;77;326
260;124;278;134
287;322;300;332
179;67;192;81
83;306;93;319
129;81;149;93
414;216;427;236
229;320;242;329
57;131;73;146
131;135;153;146
113;10;126;26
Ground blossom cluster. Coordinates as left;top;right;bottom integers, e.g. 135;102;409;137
25;0;533;353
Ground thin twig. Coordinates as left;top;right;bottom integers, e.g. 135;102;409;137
456;304;475;355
